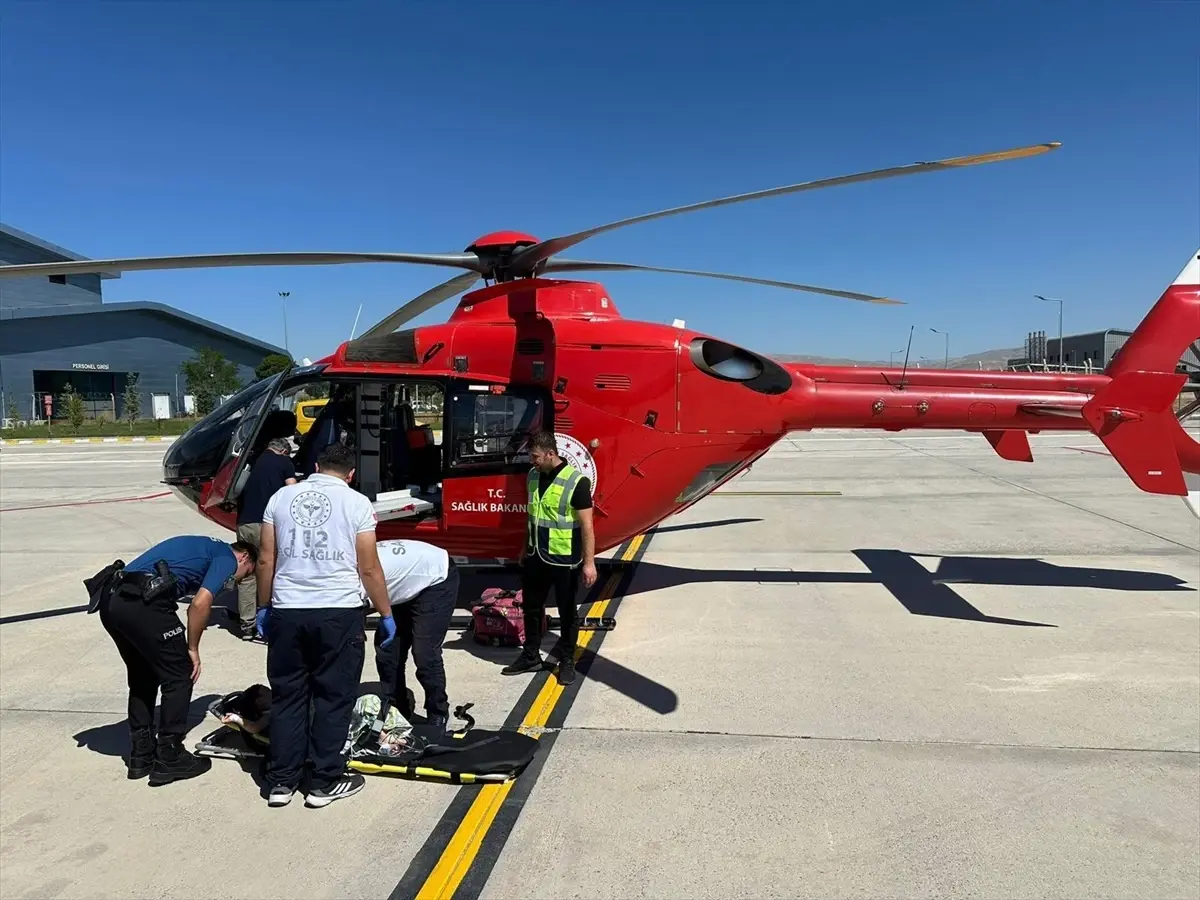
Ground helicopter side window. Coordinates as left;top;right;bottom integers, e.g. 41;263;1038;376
447;386;546;472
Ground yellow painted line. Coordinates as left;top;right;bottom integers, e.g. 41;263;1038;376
415;533;644;900
0;435;178;445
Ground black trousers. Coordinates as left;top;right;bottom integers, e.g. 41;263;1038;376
520;559;581;655
98;591;193;738
265;606;365;791
374;564;460;720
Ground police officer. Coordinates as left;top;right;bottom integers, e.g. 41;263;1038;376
501;430;598;685
255;442;395;809
94;535;257;785
372;539;460;731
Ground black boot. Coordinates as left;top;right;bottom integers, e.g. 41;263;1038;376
147;734;212;786
556;653;576;686
127;728;155;780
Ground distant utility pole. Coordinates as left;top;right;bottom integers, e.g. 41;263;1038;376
1035;295;1064;371
930;327;949;368
279;291;291;356
889;348;905;366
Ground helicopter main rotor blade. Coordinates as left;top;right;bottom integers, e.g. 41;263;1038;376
508;142;1062;277
355;271;483;341
541;258;902;304
0;251;487;279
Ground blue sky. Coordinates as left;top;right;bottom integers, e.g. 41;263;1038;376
2;0;1197;364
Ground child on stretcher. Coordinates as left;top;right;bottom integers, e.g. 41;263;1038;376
220;684;416;756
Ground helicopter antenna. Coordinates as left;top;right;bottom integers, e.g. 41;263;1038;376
898;325;915;388
349;302;363;340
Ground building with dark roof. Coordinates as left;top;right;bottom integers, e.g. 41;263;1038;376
1;223;285;423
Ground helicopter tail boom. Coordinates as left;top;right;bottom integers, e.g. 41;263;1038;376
785;249;1200;504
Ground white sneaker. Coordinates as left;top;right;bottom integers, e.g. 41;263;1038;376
268;785;295;807
305;773;365;808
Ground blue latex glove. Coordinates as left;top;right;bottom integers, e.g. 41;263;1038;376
255;607;270;640
378;615;397;648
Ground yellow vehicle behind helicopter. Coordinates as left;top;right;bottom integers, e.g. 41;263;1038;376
293;397;328;436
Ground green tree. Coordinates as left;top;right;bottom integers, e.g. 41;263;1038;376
181;347;241;417
255;352;294;381
122;373;143;430
59;384;86;431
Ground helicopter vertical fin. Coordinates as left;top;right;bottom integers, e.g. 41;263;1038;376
1080;249;1200;498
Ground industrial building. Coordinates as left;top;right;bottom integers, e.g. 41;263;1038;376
0;224;285;424
1006;328;1135;372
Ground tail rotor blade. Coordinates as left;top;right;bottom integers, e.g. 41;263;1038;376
541;258;902;304
355;271;482;341
0;251;487;279
508;142;1062;276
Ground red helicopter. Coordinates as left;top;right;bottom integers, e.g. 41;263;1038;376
4;141;1198;563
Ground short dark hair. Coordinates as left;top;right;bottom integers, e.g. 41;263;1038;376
232;683;271;720
528;430;558;454
231;541;258;565
317;442;356;474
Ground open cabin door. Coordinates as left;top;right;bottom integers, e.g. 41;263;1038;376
347;378;446;528
203;365;301;512
440;380;551;560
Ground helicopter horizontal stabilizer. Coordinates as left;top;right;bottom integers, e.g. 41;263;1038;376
1081;370;1188;496
982;429;1033;462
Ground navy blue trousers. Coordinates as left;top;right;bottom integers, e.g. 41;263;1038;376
265;606;365;791
374;564;460;720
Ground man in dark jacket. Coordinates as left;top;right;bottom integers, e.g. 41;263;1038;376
235;437;297;639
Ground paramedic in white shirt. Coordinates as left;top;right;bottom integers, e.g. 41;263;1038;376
255;442;395;809
373;538;460;733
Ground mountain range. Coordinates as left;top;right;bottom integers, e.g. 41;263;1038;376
771;345;1024;371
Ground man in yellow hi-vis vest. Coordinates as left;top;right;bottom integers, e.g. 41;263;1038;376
501;430;597;685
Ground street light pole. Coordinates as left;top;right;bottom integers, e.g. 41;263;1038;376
279;291;291;357
930;327;949;368
1035;295;1064;371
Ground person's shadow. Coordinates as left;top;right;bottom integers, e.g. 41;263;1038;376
72;693;223;761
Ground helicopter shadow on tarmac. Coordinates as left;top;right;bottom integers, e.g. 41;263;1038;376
623;546;1194;628
405;519;1196;716
440;565;681;716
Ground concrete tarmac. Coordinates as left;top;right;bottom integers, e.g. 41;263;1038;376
0;432;1197;899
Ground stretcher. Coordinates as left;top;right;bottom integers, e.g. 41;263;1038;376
194;691;541;784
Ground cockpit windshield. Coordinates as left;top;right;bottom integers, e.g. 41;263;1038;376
163;369;294;483
183;375;280;447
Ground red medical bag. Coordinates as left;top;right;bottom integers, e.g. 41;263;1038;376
471;588;546;647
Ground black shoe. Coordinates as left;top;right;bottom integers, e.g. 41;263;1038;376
556;654;576;686
426;714;448;734
501;651;543;676
127;728;155;780
305;773;365;808
147;736;212;786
